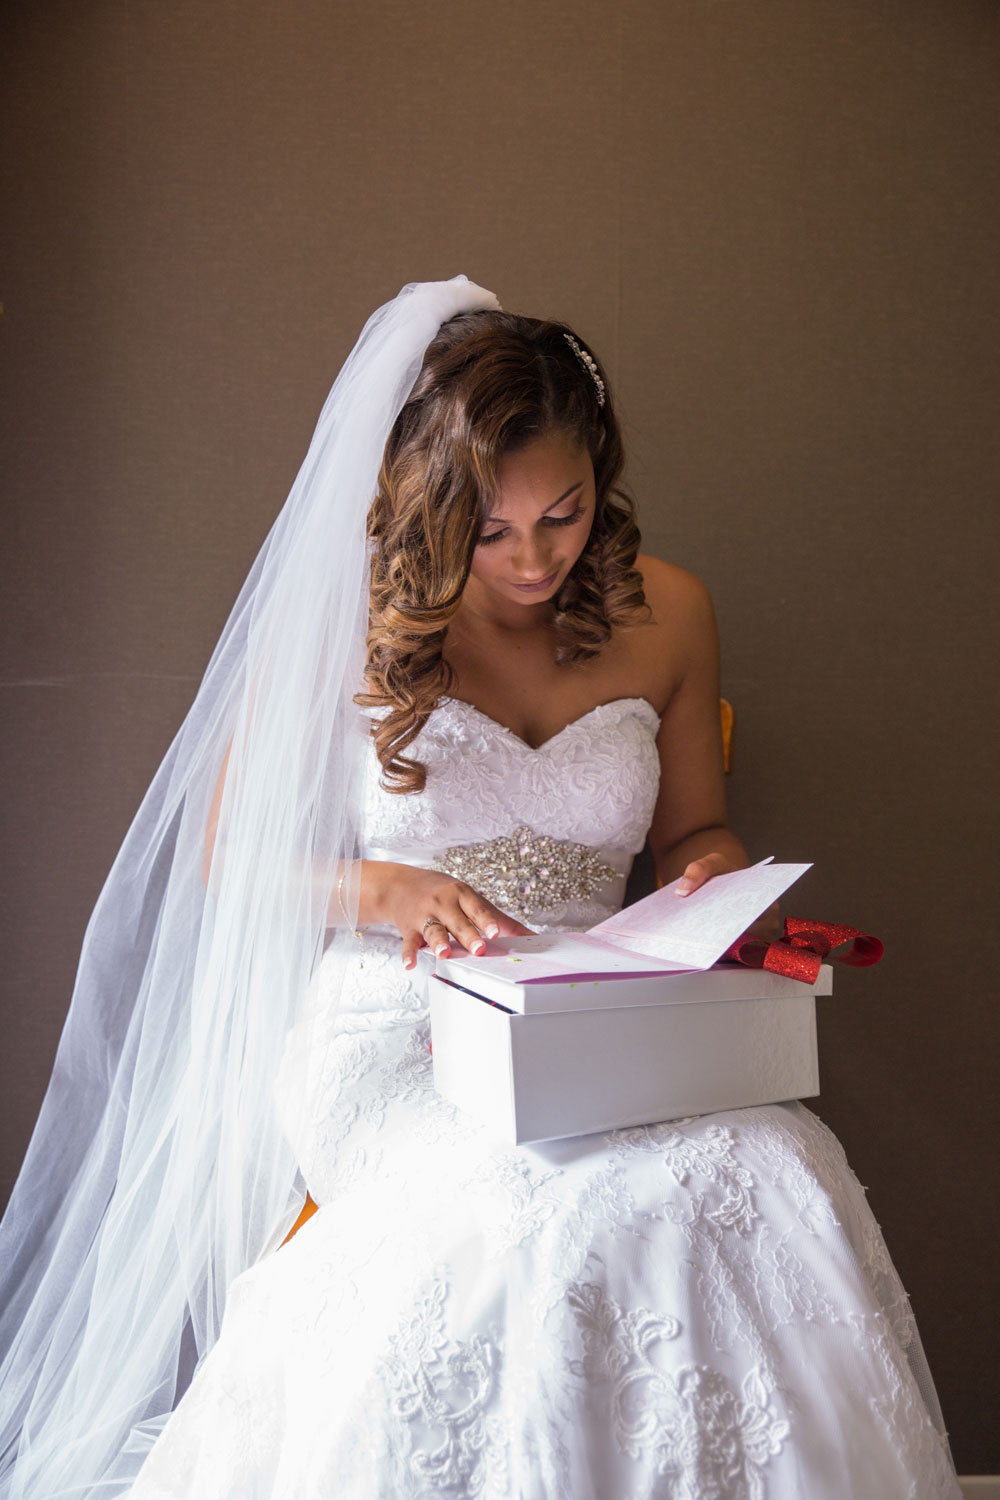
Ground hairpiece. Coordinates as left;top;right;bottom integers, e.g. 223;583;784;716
563;333;606;407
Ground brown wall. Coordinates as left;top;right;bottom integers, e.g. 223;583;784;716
2;0;998;1471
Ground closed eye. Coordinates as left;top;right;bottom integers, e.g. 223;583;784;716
478;505;586;547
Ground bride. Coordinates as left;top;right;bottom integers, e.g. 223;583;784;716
0;278;960;1498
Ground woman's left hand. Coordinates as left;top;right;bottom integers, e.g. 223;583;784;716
673;852;782;941
673;850;735;898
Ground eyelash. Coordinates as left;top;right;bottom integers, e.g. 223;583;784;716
478;505;585;547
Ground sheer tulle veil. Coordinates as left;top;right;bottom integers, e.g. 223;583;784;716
0;276;501;1497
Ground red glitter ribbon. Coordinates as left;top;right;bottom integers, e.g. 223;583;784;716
722;916;884;984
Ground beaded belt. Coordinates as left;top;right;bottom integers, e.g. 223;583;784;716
430;826;617;925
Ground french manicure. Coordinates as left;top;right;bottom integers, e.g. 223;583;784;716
485;923;499;939
676;879;693;895
472;940;486;956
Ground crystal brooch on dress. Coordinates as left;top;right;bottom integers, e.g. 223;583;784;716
431;826;616;923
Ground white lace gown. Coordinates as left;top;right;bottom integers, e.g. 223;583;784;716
131;698;960;1500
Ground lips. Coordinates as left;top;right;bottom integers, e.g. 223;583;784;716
510;570;560;594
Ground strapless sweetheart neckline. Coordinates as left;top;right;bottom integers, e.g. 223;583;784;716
439;694;660;753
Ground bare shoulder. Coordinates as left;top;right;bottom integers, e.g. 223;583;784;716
635;554;716;636
617;556;719;708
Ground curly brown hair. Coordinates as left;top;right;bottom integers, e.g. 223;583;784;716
358;310;647;793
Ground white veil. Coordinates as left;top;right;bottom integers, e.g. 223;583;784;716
0;275;501;1498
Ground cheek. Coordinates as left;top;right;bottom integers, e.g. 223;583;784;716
469;546;503;584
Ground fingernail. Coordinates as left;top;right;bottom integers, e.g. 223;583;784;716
486;923;499;939
676;879;693;895
435;944;449;958
403;956;414;969
472;940;486;956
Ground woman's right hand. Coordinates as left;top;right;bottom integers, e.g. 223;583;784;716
362;861;532;970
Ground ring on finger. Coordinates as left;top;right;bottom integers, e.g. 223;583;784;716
421;916;441;936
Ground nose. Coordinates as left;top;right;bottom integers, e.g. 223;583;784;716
510;532;554;581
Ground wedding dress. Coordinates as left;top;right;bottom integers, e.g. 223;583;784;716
129;696;960;1500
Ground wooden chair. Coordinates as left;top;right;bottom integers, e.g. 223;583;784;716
283;1193;319;1243
720;697;733;774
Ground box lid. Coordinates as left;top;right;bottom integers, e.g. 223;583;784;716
426;955;833;1015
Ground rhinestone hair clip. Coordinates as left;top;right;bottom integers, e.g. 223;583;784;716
563;333;606;408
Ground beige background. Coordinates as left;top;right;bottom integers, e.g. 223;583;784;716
2;0;998;1471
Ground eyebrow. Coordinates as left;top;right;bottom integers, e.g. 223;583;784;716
486;480;584;524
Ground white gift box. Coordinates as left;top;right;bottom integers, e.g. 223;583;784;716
425;960;833;1145
421;860;832;1144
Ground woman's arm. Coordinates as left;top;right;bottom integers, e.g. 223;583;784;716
202;742;231;886
353;859;531;969
640;560;753;891
204;744;528;967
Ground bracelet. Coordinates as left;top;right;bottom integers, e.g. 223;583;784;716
336;869;366;969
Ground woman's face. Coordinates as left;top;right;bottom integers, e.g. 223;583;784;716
468;429;596;609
